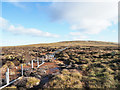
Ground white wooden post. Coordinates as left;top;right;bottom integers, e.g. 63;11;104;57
6;68;9;85
45;55;48;59
31;60;33;69
6;72;8;84
21;64;23;76
37;58;39;68
7;68;9;84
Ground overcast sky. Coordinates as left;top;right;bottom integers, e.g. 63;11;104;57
0;0;119;46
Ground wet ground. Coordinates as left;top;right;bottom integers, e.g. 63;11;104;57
1;59;61;86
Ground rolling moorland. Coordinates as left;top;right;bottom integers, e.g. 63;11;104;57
0;41;120;89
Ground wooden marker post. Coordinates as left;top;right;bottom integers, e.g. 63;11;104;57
37;58;39;68
42;57;44;63
31;60;33;69
45;55;48;59
6;68;9;85
21;64;23;76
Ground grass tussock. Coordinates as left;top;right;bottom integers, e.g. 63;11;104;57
26;77;40;88
48;69;83;88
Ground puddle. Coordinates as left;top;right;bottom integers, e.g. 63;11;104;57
49;67;59;72
48;67;60;74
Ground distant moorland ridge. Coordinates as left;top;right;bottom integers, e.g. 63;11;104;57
2;40;118;47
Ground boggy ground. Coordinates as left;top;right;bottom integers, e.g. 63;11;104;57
0;41;120;89
48;45;120;89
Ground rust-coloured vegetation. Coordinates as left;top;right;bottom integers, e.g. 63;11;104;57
1;41;120;89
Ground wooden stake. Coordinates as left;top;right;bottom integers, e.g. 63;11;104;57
21;64;23;76
31;60;33;69
45;55;48;59
37;58;39;68
6;68;9;85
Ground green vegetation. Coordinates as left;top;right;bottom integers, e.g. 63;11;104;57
0;41;119;89
53;45;120;89
26;77;40;88
48;69;83;88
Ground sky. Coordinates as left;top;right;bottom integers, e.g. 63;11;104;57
0;0;119;46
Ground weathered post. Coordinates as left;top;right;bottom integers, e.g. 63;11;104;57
31;60;33;69
37;58;39;68
6;68;9;85
21;64;23;76
45;55;48;59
